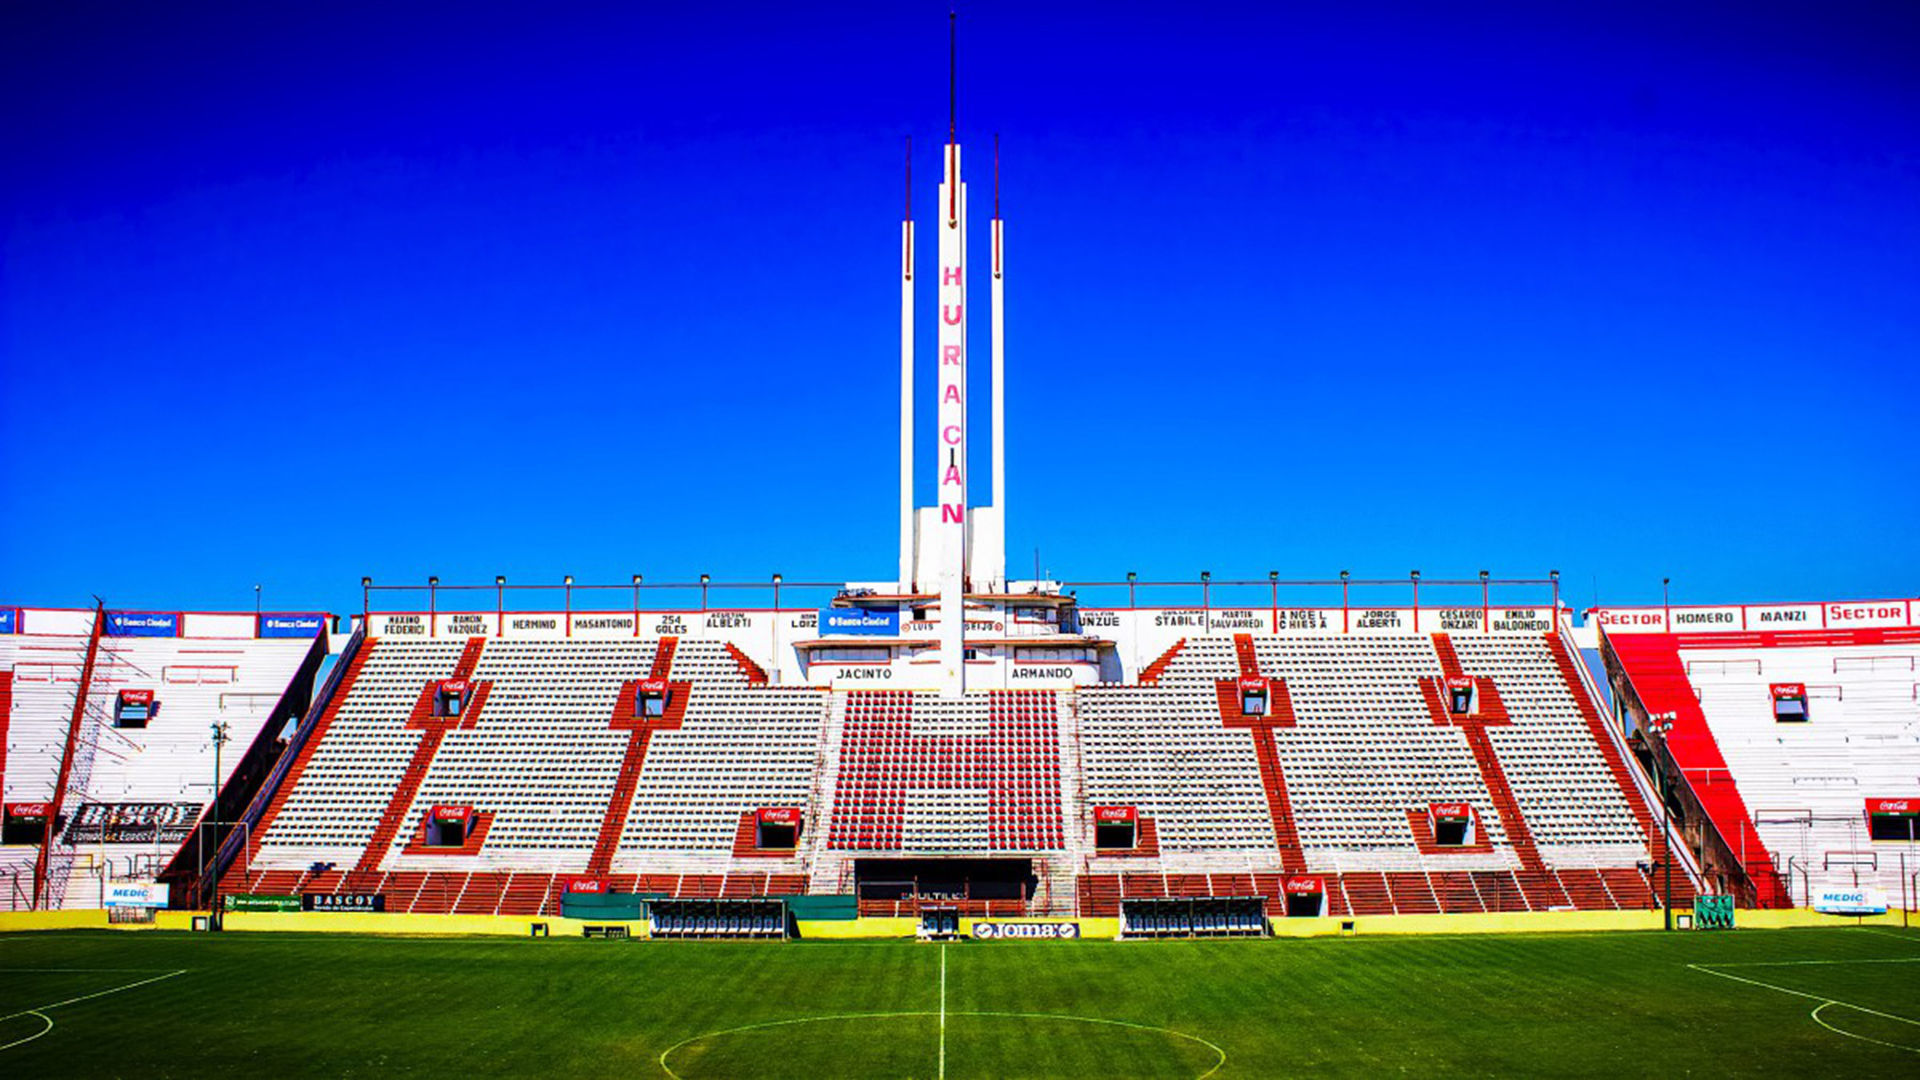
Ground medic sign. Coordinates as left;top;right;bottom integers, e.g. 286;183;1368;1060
430;805;474;822
1769;683;1807;700
819;608;900;636
1283;876;1325;895
1430;802;1472;820
1093;806;1137;823
1866;799;1916;815
757;807;802;825
106;611;178;637
259;613;326;638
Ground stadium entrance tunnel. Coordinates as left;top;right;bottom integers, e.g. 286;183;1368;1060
855;858;1036;912
660;1011;1225;1080
1119;897;1267;938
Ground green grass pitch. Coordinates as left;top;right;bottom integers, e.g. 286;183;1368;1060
1;926;1916;1076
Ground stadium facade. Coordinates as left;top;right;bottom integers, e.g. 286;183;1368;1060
3;50;1915;933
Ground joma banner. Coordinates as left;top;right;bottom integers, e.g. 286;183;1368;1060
971;921;1080;940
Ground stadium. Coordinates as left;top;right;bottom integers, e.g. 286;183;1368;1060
3;7;1917;1077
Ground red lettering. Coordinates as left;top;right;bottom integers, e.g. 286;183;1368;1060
943;425;962;445
943;464;962;485
943;266;962;286
942;345;962;365
943;384;961;403
942;304;963;325
941;503;965;524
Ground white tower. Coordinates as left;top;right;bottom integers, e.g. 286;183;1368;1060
893;13;1010;696
934;118;969;696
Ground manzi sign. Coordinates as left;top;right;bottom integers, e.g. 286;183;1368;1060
970;921;1079;940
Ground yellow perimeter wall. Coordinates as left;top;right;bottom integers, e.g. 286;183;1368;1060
0;908;1906;939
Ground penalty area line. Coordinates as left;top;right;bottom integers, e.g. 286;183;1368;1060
0;968;188;1053
1689;962;1920;1055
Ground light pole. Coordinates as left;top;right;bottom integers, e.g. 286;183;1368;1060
1479;570;1489;632
700;574;711;612
772;573;783;613
428;576;439;637
1340;570;1350;634
361;577;371;628
1410;569;1421;633
496;576;506;629
631;575;642;633
209;720;230;926
564;576;574;637
1269;570;1279;632
1648;711;1677;929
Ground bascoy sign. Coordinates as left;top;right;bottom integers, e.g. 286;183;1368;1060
303;893;386;913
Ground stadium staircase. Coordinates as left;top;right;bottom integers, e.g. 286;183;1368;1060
1606;632;1787;907
587;637;684;876
34;604;105;909
350;637;490;876
1218;636;1308;874
1543;630;1703;907
1139;639;1185;684
225;630;372;892
1425;633;1570;910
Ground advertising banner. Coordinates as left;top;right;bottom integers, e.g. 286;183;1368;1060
106;611;179;637
1811;888;1889;916
970;921;1080;940
103;882;170;908
819;609;900;636
303;893;386;913
258;613;327;638
0;608;14;634
64;802;204;845
225;894;301;912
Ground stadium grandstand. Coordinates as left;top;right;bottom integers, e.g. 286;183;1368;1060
2;42;1913;933
0;606;328;912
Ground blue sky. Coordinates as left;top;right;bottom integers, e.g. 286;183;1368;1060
3;2;1915;618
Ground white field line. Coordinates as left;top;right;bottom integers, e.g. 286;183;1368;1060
1689;961;1920;1055
939;943;948;1080
1699;957;1920;969
0;968;188;1053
